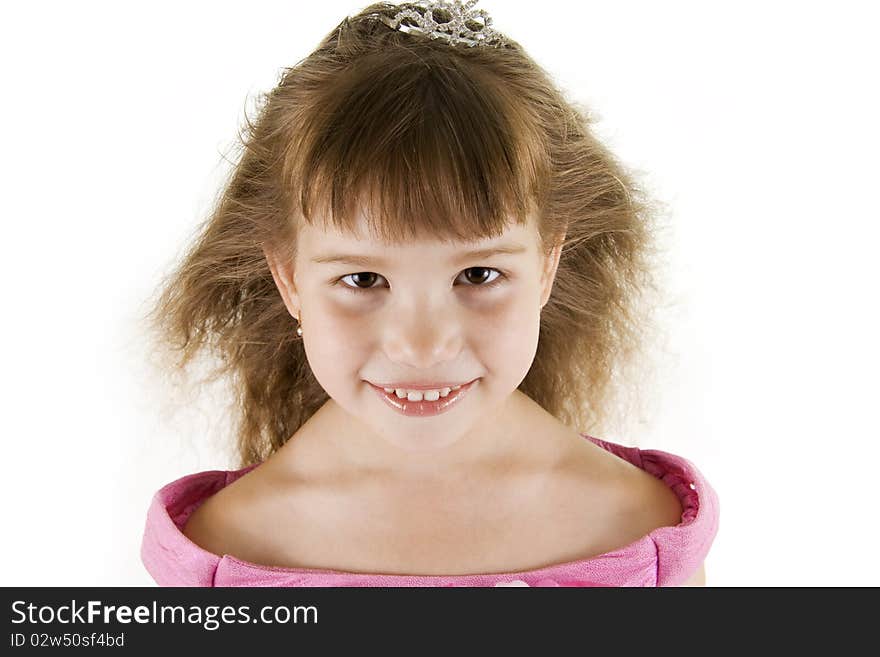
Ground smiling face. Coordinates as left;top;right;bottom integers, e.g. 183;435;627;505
264;212;563;462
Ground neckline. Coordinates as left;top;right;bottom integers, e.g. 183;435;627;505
168;433;701;578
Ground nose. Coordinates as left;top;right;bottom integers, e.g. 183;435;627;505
381;300;462;371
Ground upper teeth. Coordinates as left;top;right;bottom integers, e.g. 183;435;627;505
382;385;462;401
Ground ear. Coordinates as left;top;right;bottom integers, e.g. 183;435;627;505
539;236;565;309
262;244;301;321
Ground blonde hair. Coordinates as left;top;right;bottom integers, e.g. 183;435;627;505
144;3;668;468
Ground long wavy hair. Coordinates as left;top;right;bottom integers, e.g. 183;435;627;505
143;2;670;468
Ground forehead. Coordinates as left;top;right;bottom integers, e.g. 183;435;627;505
297;212;539;253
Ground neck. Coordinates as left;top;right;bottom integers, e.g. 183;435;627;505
276;389;563;485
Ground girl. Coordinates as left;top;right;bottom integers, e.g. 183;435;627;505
140;0;719;587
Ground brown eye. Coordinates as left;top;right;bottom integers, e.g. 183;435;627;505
342;272;382;289
461;267;498;285
338;267;505;295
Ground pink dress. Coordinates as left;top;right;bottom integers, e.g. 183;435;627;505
140;434;719;587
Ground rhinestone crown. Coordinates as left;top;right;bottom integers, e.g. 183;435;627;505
364;0;509;48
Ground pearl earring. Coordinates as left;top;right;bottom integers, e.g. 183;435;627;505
295;316;303;337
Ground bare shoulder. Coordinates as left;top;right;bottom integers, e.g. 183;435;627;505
555;434;685;552
616;449;685;531
181;460;332;568
181;469;274;562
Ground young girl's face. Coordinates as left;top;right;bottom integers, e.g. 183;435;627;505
265;212;563;456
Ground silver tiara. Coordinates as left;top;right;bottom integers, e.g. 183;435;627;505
365;0;509;48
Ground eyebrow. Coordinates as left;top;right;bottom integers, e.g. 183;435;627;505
310;243;528;268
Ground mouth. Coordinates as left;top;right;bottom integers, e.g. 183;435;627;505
367;378;480;417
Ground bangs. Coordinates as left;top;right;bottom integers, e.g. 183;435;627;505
282;46;549;245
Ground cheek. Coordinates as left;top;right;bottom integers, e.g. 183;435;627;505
302;301;372;376
467;296;541;371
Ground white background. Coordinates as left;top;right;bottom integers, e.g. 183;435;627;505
2;0;877;586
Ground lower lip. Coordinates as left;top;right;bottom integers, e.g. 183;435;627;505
369;379;479;417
